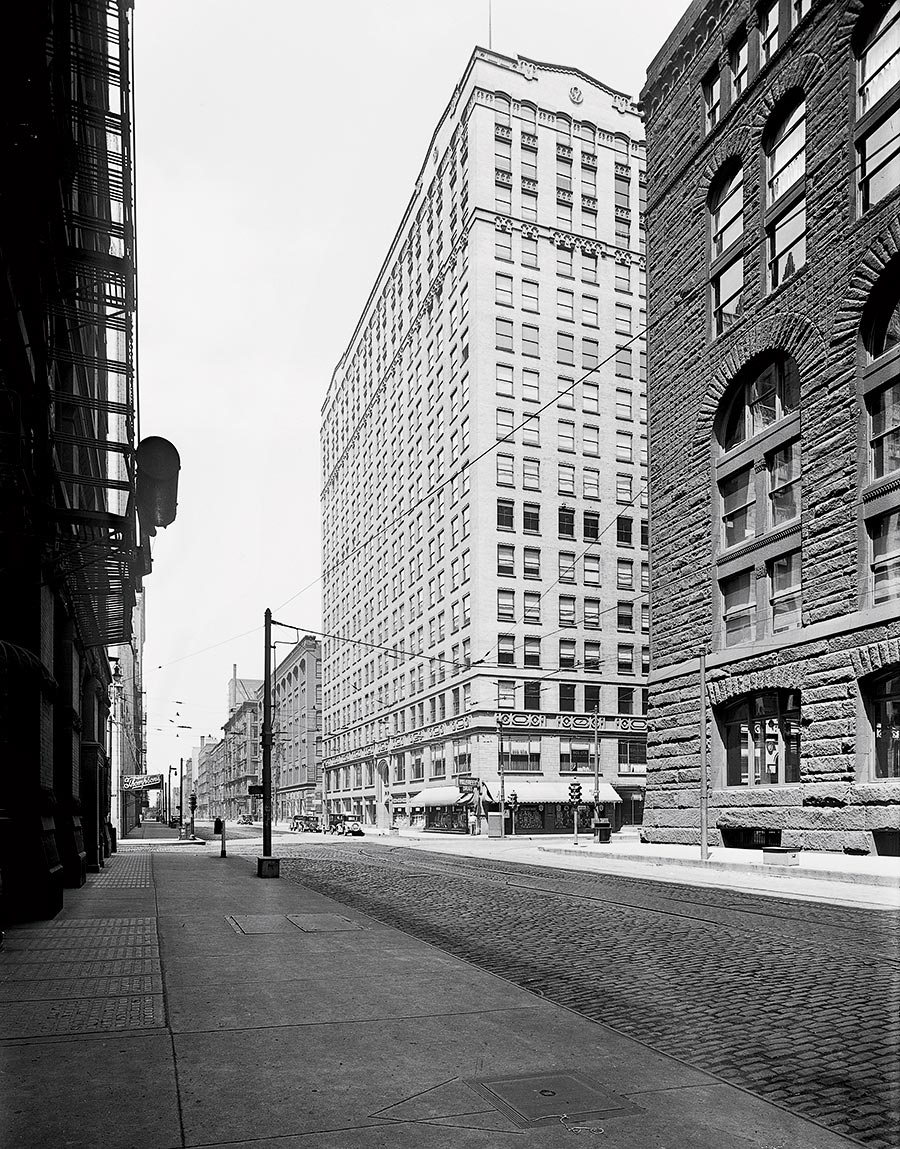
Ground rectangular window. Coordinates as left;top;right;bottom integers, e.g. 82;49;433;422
584;598;601;629
615;218;630;248
618;738;647;773
872;509;900;603
582;338;599;369
584;510;600;540
522;324;539;358
496;362;514;396
498;679;516;709
617;559;634;589
583;468;600;499
559;551;576;582
521;190;538;221
495;273;513;306
617;515;633;546
558;331;575;365
721;465;755;546
768;201;806;289
770;550;802;631
496;408;514;440
582;251;598;283
522;236;538;267
617;644;634;675
559;683;577;712
703;68;721;132
559;596;576;627
759;0;780;65
496;317;513;351
497;498;514;530
560;738;591;770
522;369;540;402
582;384;600;415
495;230;512;260
558;463;576;494
721;568;756;644
583;296;599;327
618;686;634;714
617;601;634;631
583;424;600;457
522;415;540;446
557;377;575;409
523;681;542;711
558;420;575;452
497;544;515;577
616;347;633;378
497;589;515;620
616;431;633;462
616;389;633;420
498;634;515;665
584;641;602;671
615;303;632;335
870;381;900;480
523;457;540;489
522;280;539;312
584;555;601;585
559;639;576;668
559;506;575;538
523;503;540;533
496;453;514;485
617;473;633;504
523;547;541;579
712;256;744;336
558;289;575;321
768;440;801;525
557;246;573;276
523;636;541;667
730;28;749;98
524;592;541;623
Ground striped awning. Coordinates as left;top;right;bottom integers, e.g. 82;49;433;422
407;786;472;807
501;781;622;804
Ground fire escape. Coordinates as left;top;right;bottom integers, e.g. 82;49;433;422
48;0;142;648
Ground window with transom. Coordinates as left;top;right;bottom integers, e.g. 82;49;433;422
718;690;801;787
854;1;900;213
709;163;744;336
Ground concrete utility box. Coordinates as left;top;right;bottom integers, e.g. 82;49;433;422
762;846;799;866
487;812;503;838
257;857;281;878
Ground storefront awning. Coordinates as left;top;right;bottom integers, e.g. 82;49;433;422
408;786;472;807
501;781;622;804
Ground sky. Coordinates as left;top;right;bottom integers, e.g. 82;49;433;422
135;0;689;776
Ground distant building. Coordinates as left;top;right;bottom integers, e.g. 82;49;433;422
642;0;900;853
273;636;322;821
222;670;262;820
321;48;649;834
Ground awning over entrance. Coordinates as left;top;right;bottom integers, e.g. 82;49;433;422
408;786;472;807
502;781;622;803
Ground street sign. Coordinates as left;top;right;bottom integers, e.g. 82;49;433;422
248;784;264;795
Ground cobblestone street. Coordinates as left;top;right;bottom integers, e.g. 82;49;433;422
280;842;900;1149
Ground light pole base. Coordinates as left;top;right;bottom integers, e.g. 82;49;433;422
257;857;281;879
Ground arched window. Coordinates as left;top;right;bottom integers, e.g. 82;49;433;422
709;163;744;335
763;95;807;289
855;0;900;211
861;263;900;603
714;355;802;647
718;690;801;786
494;93;511;128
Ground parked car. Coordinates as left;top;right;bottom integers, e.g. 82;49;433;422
327;814;363;836
236;814;253;825
289;815;320;832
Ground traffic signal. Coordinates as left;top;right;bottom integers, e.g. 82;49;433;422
569;781;582;805
189;792;197;812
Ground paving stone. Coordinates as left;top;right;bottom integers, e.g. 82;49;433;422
278;843;900;1149
0;994;165;1038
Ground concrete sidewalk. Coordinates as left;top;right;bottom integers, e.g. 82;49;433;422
0;845;870;1148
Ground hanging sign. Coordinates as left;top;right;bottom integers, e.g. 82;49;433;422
122;774;163;790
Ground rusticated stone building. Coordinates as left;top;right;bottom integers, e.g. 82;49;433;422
642;0;900;853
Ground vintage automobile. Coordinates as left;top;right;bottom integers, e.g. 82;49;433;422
327;814;364;836
289;815;320;833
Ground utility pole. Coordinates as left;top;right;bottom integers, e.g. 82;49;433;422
699;648;709;862
262;608;273;859
179;756;184;838
498;720;506;839
593;703;600;826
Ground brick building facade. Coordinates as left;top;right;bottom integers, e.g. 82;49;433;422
642;0;900;852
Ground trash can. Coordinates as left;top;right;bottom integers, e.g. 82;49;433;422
487;812;503;838
213;817;223;835
594;818;611;844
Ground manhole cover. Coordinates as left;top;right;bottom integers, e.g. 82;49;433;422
466;1071;640;1128
286;913;364;932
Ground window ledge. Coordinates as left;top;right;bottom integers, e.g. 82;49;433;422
863;473;900;504
716;519;801;566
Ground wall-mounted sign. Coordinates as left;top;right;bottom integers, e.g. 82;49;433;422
123;774;163;790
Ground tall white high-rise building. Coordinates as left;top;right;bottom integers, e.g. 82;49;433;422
321;48;648;834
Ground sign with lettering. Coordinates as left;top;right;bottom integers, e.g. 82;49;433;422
122;774;163;790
